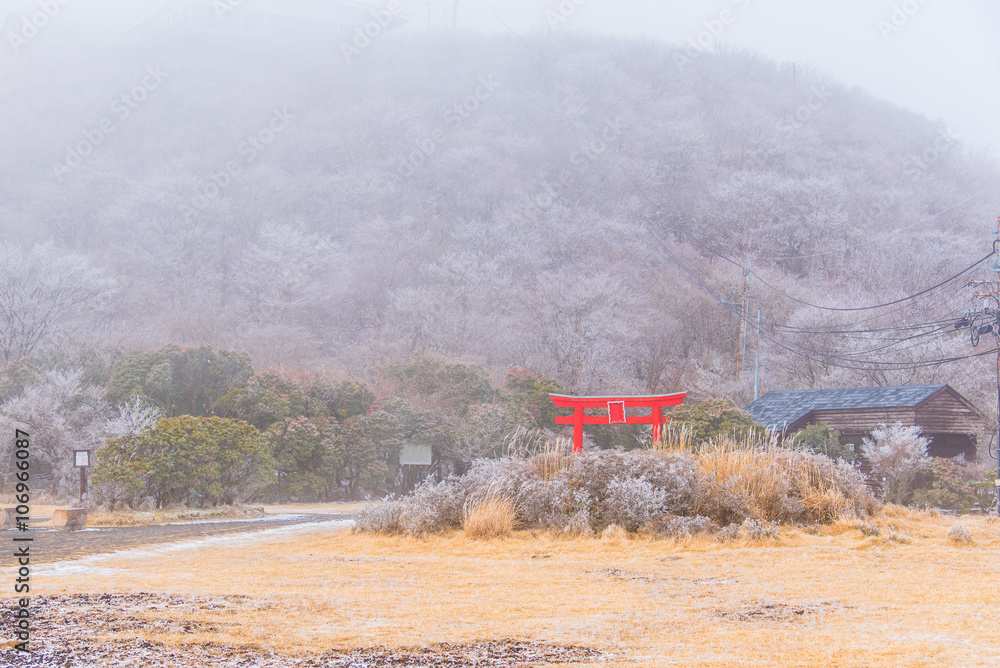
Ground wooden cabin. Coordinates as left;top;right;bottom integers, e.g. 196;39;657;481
745;384;987;459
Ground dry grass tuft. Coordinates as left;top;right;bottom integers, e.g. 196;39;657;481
600;524;628;541
881;503;926;521
648;422;694;453
695;437;878;523
947;524;974;545
525;437;574;481
86;505;266;527
464;488;518;539
696;438;787;521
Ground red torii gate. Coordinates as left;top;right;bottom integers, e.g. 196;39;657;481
550;392;687;453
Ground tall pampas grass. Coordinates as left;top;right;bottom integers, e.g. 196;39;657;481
463;483;518;539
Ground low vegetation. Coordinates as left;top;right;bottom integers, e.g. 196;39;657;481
355;438;879;537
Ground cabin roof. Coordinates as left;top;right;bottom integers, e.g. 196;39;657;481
745;384;952;431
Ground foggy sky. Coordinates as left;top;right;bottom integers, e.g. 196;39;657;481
430;0;1000;158
8;0;999;156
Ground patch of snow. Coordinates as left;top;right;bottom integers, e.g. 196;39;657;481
161;513;310;525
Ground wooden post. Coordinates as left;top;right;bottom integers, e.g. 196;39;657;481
653;404;663;443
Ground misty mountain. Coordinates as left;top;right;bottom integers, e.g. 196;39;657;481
2;24;999;410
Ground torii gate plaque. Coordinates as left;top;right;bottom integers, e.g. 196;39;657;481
549;392;687;453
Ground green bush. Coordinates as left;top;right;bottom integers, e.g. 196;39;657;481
94;415;274;507
107;345;253;417
450;402;520;464
266;416;343;501
387;354;495;417
667;398;765;446
214;372;311;430
0;357;43;402
502;368;568;430
787;423;855;462
305;379;376;422
341;417;388;499
357;396;453;476
910;458;979;513
970;468;997;512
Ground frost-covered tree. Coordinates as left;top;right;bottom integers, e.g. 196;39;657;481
0;370;108;497
0;244;115;364
861;422;931;504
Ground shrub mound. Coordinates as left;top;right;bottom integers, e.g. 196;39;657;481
355;443;880;536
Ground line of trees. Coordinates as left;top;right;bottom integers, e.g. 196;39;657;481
0;344;992;511
0;345;590;507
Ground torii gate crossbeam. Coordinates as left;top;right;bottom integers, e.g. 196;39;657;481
549;392;687;453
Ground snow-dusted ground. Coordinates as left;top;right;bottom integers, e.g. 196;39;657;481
36;518;354;577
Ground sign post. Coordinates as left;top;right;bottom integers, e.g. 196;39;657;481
73;450;90;505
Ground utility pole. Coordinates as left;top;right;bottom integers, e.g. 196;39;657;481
962;215;1000;514
737;255;752;373
754;308;761;401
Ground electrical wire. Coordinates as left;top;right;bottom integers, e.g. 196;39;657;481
758;328;998;372
748;248;995;313
621;172;991;321
626;182;989;370
472;5;997;375
772;317;960;337
638;212;977;370
761;323;950;363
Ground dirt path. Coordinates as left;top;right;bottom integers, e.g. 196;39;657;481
10;513;353;563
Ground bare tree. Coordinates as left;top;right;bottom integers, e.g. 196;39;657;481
0;243;116;365
0;370;109;498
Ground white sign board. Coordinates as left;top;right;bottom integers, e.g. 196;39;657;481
74;451;90;467
399;444;433;466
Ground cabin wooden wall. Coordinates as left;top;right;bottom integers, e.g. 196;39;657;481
914;391;987;434
805;407;916;434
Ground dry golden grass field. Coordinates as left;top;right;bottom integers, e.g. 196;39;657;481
10;506;1000;667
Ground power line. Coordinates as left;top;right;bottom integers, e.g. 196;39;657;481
773;318;957;336
758;328;997;372
638;218;738;312
471;6;996;376
767;324;956;365
748;248;994;312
